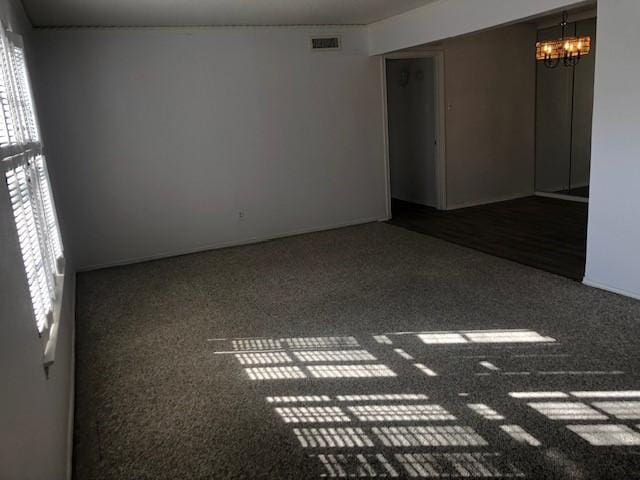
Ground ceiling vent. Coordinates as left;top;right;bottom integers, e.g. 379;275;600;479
311;36;341;51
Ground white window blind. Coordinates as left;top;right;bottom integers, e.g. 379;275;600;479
0;30;17;146
10;43;40;143
1;23;64;357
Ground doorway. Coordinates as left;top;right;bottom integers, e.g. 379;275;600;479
384;53;446;215
382;21;590;281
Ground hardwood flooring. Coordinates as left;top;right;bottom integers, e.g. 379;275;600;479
388;196;588;281
553;185;590;198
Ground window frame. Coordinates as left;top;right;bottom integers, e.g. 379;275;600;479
1;25;65;370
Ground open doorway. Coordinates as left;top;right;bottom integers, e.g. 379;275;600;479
382;12;594;282
384;53;446;215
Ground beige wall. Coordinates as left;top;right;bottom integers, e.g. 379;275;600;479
442;24;537;209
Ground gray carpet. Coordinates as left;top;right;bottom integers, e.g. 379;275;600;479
74;222;640;479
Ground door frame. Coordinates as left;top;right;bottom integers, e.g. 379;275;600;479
381;50;447;217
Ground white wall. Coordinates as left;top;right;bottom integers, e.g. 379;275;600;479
441;24;537;209
368;0;590;56
0;2;75;480
386;57;438;207
585;0;640;299
31;27;387;270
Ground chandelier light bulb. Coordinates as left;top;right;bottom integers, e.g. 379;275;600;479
535;11;591;68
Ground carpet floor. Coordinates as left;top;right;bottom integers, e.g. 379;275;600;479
74;223;640;479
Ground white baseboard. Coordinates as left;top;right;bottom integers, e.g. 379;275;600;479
79;215;388;272
583;277;640;301
445;192;533;211
534;191;589;203
536;181;589;193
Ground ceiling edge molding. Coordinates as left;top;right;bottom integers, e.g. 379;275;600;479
31;23;368;30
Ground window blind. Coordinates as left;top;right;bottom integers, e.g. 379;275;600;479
0;31;16;146
10;43;40;143
1;23;63;341
6;164;53;332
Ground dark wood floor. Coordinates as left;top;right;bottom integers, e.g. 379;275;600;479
554;185;590;198
388;196;588;281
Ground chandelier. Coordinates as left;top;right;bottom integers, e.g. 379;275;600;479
536;11;591;68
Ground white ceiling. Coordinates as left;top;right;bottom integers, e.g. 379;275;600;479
22;0;437;27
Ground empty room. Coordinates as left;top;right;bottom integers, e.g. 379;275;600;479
1;1;640;479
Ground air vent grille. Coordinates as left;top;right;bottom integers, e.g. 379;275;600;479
311;36;341;51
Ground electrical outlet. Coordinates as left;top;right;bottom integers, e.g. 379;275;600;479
238;211;245;220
